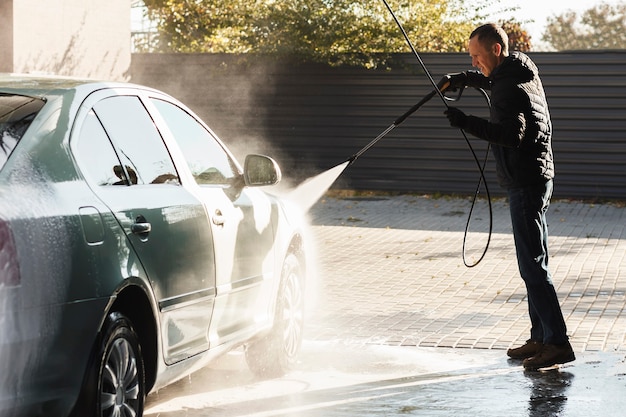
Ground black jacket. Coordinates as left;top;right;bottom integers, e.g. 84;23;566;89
463;52;554;189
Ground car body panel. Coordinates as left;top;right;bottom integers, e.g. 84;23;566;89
0;74;307;415
145;94;281;348
200;186;278;346
74;90;218;363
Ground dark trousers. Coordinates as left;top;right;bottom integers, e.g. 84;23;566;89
508;180;568;345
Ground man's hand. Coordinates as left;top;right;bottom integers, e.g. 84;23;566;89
442;72;467;92
444;106;468;129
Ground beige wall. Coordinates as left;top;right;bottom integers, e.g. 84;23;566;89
0;1;14;73
6;0;130;80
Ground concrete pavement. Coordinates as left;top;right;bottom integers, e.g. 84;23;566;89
144;193;626;417
306;193;626;354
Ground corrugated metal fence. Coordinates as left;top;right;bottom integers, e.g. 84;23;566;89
131;52;626;200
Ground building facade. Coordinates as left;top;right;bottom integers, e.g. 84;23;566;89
0;0;130;80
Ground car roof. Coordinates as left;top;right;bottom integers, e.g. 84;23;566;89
0;73;156;99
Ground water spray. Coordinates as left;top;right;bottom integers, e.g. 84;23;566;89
286;82;461;213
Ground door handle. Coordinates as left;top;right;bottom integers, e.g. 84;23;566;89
212;209;225;226
131;215;151;235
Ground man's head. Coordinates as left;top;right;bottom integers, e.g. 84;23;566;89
468;23;509;77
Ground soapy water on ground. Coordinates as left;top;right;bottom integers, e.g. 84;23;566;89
144;341;626;417
143;341;503;416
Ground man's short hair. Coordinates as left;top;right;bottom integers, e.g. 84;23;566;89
470;23;509;56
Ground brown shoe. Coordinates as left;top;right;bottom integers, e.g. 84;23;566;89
507;340;543;360
523;342;576;371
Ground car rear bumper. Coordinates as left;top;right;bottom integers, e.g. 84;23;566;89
0;296;110;416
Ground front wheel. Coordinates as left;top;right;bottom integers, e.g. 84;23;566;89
245;252;305;378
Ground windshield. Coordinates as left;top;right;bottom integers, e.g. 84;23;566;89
0;94;46;169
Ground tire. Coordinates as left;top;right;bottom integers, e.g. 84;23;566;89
245;252;305;378
72;312;145;417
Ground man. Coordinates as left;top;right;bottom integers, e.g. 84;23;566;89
443;23;575;370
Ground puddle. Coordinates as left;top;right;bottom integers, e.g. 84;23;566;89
145;344;626;416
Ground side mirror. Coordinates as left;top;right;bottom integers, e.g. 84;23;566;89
243;154;281;187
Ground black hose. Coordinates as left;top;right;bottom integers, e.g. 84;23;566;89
461;88;492;268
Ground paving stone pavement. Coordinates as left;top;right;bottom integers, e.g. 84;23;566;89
304;194;626;354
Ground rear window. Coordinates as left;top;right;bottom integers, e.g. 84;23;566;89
0;94;46;169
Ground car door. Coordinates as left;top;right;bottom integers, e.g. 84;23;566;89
148;97;278;347
76;92;217;364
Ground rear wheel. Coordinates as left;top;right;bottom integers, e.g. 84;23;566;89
245;252;304;378
72;312;145;417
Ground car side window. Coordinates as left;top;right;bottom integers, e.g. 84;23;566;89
93;96;180;185
0;94;45;170
76;110;128;186
150;98;237;185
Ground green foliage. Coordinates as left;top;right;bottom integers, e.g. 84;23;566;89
542;2;626;50
499;20;532;52
142;0;496;68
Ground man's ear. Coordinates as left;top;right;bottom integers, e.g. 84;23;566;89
493;42;502;56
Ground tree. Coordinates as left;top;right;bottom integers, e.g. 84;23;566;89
500;20;532;52
141;0;497;68
542;2;626;50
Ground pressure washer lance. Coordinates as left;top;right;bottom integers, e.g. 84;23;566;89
345;76;462;166
374;0;493;268
342;72;494;267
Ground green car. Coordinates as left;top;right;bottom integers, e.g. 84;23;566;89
0;74;308;417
